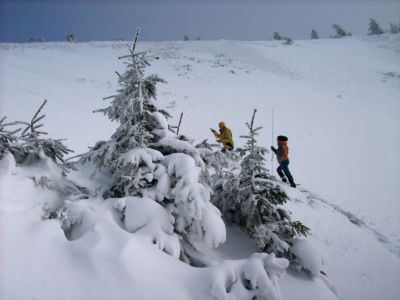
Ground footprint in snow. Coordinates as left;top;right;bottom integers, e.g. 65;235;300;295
297;187;400;257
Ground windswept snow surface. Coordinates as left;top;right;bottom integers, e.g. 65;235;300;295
1;35;400;299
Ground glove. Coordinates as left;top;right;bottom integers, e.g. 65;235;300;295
210;128;216;133
270;146;275;150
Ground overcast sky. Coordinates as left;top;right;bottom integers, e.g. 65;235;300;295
0;0;399;42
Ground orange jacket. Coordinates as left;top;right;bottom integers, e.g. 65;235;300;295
276;140;289;163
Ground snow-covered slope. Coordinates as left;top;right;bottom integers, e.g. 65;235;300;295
1;35;399;299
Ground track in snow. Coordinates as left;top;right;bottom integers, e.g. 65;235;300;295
298;187;400;258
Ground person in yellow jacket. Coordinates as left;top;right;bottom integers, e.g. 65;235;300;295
211;121;234;152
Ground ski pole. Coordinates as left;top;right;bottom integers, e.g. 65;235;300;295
271;108;275;173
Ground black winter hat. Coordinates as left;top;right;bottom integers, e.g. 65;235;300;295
277;135;288;141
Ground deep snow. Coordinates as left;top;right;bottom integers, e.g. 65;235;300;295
1;34;399;300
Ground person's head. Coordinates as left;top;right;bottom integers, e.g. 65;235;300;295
277;135;288;143
218;121;225;129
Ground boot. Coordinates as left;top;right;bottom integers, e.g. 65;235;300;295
287;175;296;188
288;178;296;188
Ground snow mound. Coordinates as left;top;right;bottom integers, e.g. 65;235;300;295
152;137;204;167
124;196;180;258
291;238;323;277
210;253;289;300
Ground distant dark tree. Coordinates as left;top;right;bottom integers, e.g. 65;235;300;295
66;33;75;42
311;29;319;39
283;37;293;45
195;36;201;41
273;32;283;40
183;35;190;41
29;37;44;43
273;32;293;45
332;24;350;38
368;18;384;35
390;23;399;34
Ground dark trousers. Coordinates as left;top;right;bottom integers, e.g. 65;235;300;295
221;143;234;153
277;160;295;185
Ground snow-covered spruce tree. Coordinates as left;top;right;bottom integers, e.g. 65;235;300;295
212;109;309;259
311;29;319;39
79;29;226;264
332;24;351;38
368;18;384;35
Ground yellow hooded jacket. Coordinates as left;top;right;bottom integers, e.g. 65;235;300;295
213;127;234;150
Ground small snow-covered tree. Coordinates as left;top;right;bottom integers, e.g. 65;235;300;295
212;110;309;259
283;37;293;45
6;100;73;165
183;35;190;41
66;33;75;42
273;32;283;40
29;37;44;43
311;29;319;39
332;24;350;38
1;101;88;220
390;23;399;34
0;117;21;159
368;18;384;35
273;32;293;45
79;29;226;264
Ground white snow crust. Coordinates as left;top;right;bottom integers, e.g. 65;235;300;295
1;35;400;300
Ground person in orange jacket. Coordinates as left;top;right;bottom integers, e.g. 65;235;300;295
211;121;234;152
271;135;296;188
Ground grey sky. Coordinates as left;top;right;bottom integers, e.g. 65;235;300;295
0;0;399;42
